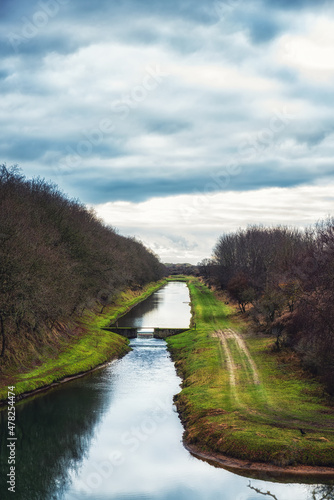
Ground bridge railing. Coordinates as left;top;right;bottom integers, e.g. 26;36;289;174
102;326;190;339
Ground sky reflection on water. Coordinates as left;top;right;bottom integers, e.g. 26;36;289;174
1;283;332;500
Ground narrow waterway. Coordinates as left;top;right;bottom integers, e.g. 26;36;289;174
116;281;191;329
0;282;331;499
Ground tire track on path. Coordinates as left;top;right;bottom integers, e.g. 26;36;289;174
226;328;261;386
213;330;236;388
212;329;242;407
212;328;334;433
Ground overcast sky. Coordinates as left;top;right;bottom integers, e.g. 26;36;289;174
1;0;334;263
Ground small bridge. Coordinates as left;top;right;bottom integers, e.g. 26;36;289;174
103;326;189;339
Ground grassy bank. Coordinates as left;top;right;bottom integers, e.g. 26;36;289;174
0;279;166;404
167;277;334;467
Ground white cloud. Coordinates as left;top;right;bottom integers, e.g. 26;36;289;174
169;62;280;92
2;0;334;263
276;15;334;82
92;183;334;263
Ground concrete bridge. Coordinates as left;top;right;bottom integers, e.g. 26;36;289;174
102;326;189;339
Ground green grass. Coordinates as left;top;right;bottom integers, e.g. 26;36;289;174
0;279;167;404
167;277;334;467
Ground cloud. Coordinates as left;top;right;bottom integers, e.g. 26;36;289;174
248;15;282;44
57;162;334;204
1;0;334;261
261;0;327;9
92;182;334;263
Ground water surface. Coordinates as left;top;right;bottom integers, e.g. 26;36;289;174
116;281;191;329
0;283;332;499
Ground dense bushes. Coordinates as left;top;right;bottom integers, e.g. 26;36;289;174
201;223;334;394
0;165;165;363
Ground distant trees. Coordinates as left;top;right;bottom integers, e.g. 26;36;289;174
197;259;217;282
0;165;165;364
166;263;199;276
206;224;334;394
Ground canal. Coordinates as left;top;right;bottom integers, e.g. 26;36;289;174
0;282;331;499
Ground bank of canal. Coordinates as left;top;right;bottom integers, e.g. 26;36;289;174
0;279;167;404
0;281;327;499
167;278;334;477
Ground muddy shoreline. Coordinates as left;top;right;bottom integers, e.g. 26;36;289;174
185;442;334;483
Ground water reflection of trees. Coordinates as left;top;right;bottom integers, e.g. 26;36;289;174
0;370;113;500
309;485;334;500
247;481;334;500
116;291;162;327
248;481;278;499
116;283;190;329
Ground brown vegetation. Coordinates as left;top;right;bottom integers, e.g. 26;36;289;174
199;223;334;395
0;165;165;369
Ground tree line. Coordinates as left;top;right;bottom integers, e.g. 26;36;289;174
0;165;165;365
199;222;334;394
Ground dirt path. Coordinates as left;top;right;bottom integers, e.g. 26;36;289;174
212;328;264;409
213;328;261;389
212;328;334;433
213;330;237;388
227;328;261;386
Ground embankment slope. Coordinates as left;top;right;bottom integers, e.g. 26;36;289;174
167;277;334;477
0;280;166;405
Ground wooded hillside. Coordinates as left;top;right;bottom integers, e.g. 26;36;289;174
0;165;165;366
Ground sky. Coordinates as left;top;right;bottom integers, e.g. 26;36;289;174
1;0;334;263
